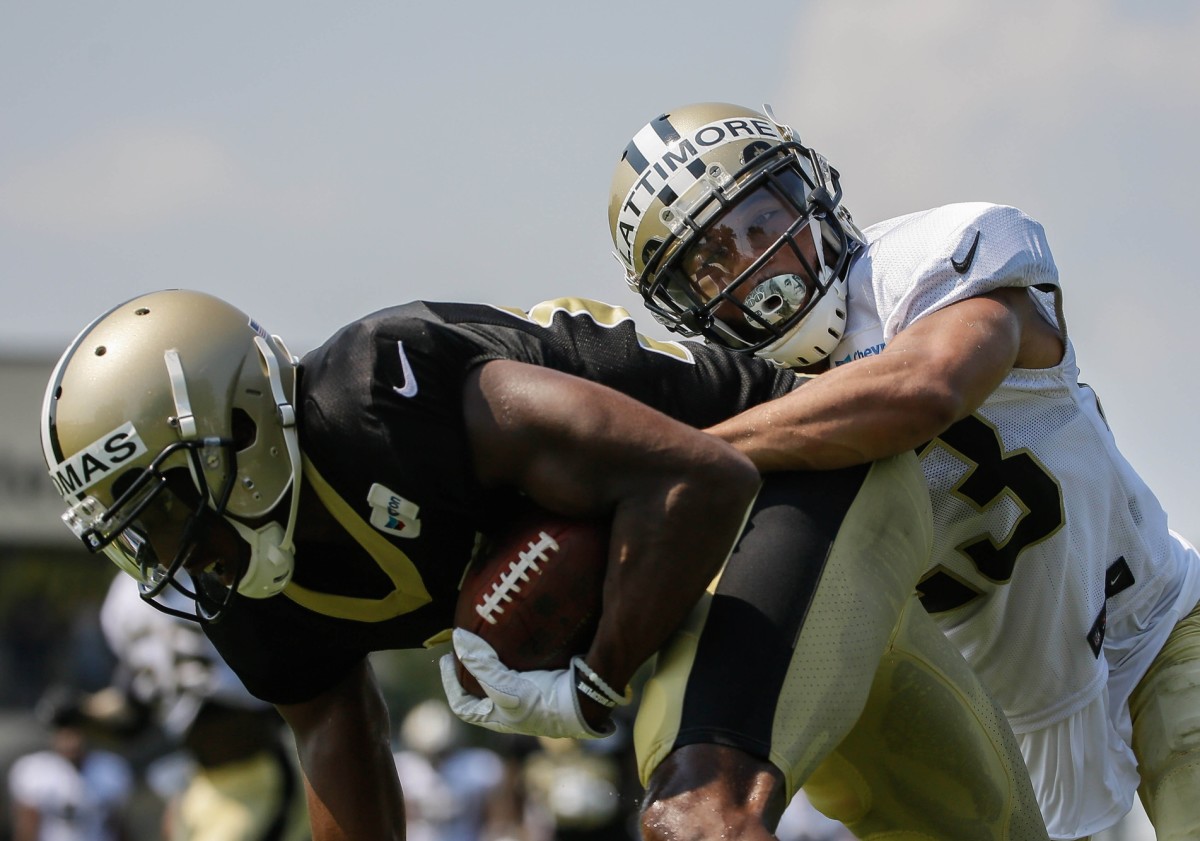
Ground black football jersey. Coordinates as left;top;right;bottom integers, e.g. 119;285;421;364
206;298;801;704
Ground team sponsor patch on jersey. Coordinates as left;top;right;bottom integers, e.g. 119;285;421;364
833;341;886;367
48;422;147;499
366;483;422;538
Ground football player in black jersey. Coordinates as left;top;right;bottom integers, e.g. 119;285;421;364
42;290;1043;841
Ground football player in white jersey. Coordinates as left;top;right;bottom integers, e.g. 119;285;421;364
609;101;1200;841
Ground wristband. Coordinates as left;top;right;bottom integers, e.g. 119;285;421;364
576;679;617;708
571;656;632;707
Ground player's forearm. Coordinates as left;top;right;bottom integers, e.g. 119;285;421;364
12;803;40;841
278;662;406;841
584;459;760;702
463;358;761;719
711;290;1029;472
709;357;960;472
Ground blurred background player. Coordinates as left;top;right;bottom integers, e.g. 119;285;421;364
392;698;525;841
7;687;133;841
96;576;310;841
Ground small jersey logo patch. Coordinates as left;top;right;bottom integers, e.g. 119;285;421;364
366;483;422;538
1089;557;1135;658
1087;604;1107;658
1104;556;1135;599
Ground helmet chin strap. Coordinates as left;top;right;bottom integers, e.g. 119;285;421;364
230;336;303;600
227;516;295;598
754;265;843;368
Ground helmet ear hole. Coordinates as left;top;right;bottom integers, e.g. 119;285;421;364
111;469;143;501
231;409;258;452
741;141;772;164
163;467;201;508
641;238;664;270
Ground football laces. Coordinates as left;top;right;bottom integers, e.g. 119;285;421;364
475;531;559;625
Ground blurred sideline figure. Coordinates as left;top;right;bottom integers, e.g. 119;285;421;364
7;688;134;841
523;734;628;839
392;698;524;841
96;576;310;841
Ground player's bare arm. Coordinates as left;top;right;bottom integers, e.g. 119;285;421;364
276;659;405;841
11;802;40;841
707;287;1061;472
462;359;761;723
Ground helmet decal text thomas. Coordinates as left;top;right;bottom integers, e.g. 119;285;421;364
40;290;302;623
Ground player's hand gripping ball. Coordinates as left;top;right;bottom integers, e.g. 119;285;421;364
453;508;608;698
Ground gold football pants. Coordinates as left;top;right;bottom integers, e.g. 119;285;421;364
1128;598;1200;841
634;453;1047;840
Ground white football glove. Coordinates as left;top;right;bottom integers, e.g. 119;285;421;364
438;629;613;740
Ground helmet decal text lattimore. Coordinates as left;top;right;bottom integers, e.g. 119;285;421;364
609;102;864;368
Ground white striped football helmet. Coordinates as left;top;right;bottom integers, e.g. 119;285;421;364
609;102;864;367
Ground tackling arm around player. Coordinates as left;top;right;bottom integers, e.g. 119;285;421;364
707;286;1061;470
612;101;1200;841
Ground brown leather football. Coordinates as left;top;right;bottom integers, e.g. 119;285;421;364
453;508;608;697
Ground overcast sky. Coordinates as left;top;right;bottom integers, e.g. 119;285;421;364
2;0;1198;537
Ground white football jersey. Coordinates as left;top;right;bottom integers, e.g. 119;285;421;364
829;202;1200;838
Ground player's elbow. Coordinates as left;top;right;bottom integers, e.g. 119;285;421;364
919;384;970;432
706;447;762;507
890;378;974;448
672;448;761;533
653;445;758;519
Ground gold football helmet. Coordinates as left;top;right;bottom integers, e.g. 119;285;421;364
41;290;301;622
609;102;864;367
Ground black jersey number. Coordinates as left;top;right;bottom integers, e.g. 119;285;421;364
916;414;1065;613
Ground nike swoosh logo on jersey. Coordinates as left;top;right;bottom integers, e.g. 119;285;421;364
1104;556;1134;599
951;230;981;274
394;341;418;398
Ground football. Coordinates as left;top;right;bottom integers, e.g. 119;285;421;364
453;507;609;698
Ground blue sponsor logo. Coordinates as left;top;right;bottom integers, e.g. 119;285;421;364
832;342;886;367
367;483;422;538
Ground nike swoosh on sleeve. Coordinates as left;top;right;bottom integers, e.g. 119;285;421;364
393;341;419;398
951;230;981;274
